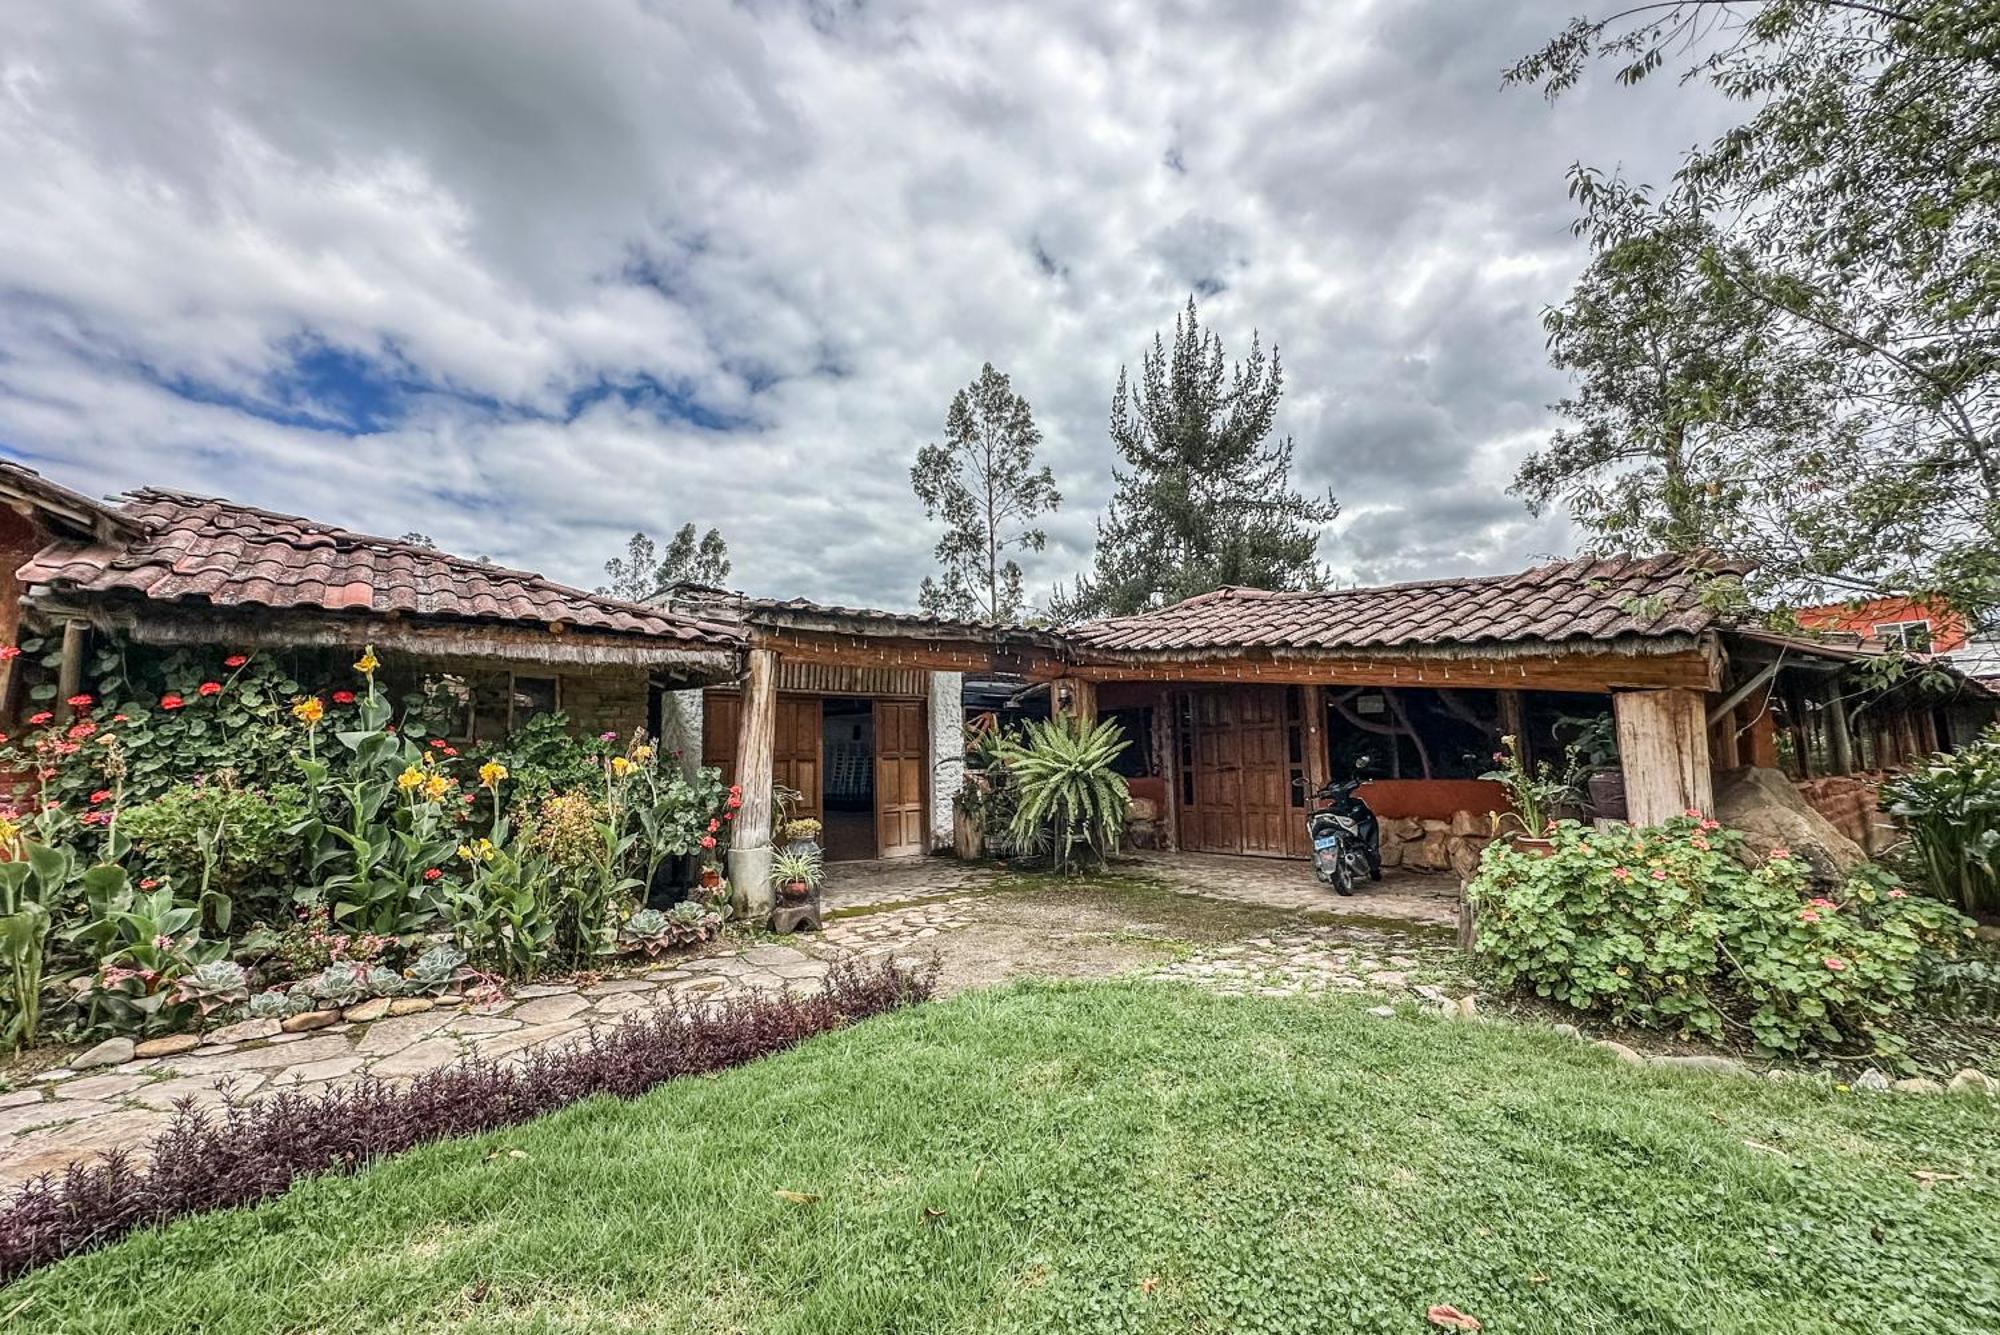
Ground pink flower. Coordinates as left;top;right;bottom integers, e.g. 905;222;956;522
1651;867;1668;881
599;731;618;742
224;654;249;668
1887;888;1907;900
1690;835;1710;850
67;721;97;739
152;934;173;950
1611;867;1631;881
140;877;159;889
1769;846;1791;860
197;681;222;696
0;646;18;660
65;693;93;710
423;867;443;882
332;690;356;705
1824;956;1847;972
159;694;185;710
700;834;717;849
88;789;112;804
26;711;51;725
1684;807;1702;819
1799;909;1821;924
1699;818;1720;832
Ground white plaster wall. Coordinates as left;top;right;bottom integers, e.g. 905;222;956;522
660;687;705;777
928;670;965;851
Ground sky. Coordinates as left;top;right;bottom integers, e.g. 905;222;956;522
0;0;1731;610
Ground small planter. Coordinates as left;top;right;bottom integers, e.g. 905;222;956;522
1509;835;1556;858
779;878;811;902
699;866;723;892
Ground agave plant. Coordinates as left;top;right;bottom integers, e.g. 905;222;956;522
999;715;1131;875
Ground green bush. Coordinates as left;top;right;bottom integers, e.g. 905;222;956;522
119;780;310;924
999;715;1130;875
1468;816;1971;1057
1882;727;2000;916
478;713;619;806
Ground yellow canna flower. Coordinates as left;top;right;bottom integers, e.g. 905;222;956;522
354;647;380;676
478;760;509;789
397;765;425;791
291;697;325;726
422;774;451;802
610;755;633;776
632;744;655;763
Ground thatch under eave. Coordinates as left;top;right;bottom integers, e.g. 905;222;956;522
26;597;742;677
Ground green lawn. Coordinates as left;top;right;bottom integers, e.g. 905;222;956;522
10;983;1999;1334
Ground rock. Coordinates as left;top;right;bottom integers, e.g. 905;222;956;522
386;997;436;1017
1947;1068;1999;1097
1385;817;1425;845
1414;828;1451;871
1377;839;1404;869
1712;766;1866;885
512;993;590;1025
1365;1005;1396;1018
1444;995;1479;1021
133;1033;202;1059
1891;1077;1944;1095
1852;1068;1892;1092
1447;837;1485;882
1127;796;1159;822
73;1037;134;1070
1650;1055;1753;1078
1550;1023;1581;1040
280;1009;341;1034
1594;1040;1646;1066
206;1017;279;1045
342;997;394;1024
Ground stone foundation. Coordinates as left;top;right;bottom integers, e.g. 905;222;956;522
1378;811;1496;880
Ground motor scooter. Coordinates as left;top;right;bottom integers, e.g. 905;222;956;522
1305;761;1382;895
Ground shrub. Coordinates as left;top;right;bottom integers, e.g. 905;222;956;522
1882;727;2000;916
118;779;309;926
1468;816;1971;1057
0;959;934;1283
999;715;1130;874
478;713;618;806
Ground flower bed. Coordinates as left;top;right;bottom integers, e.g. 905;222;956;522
0;958;933;1283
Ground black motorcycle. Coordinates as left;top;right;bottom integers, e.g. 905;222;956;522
1305;768;1382;895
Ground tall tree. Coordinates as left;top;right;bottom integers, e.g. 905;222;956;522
1515;173;1831;556
597;524;730;602
1068;297;1338;618
1512;2;2000;623
911;363;1061;623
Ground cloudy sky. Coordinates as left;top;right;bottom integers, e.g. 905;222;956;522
0;1;1727;609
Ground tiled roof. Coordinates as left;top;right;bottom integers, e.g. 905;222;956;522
1068;553;1745;657
662;583;1068;648
19;489;741;646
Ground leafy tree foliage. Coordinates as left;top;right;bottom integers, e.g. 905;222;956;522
597;525;730;602
910;363;1060;623
1062;298;1338;619
1513;2;2000;622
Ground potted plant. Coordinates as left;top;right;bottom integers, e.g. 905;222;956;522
698;860;724;892
769;846;823;902
1557;712;1625;820
1480;734;1578;855
781;817;822;854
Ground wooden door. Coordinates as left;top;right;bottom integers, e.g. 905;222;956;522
874;699;926;858
701;690;740;785
774;696;822;827
1175;685;1309;858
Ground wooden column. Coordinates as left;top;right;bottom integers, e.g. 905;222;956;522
1826;684;1854;777
1497;689;1527;763
1613;688;1715;824
1302;685;1330;795
727;647;778;919
56;620;88;722
1053;677;1097;726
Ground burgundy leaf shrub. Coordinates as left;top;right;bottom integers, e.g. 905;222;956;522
0;959;934;1284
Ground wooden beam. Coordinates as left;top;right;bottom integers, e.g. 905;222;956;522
56;619;87;721
1036;648;1714;694
753;628;1001;674
727;647;778;919
1302;685;1330;797
1707;659;1781;727
1497;689;1527;765
1613;688;1715;824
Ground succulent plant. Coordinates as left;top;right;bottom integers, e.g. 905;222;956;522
246;988;304;1020
616;902;721;956
365;965;407;998
402;944;468;995
304;961;371;1007
169;960;251;1017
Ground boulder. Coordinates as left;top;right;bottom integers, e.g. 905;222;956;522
1594;1039;1645;1065
1712;767;1866;886
280;1008;342;1034
1385;817;1425;845
1891;1077;1944;1095
1948;1068;1999;1097
1852;1067;1892;1092
1447;836;1486;882
206;1017;280;1045
1414;827;1451;871
74;1037;135;1070
1377;839;1404;869
342;997;394;1024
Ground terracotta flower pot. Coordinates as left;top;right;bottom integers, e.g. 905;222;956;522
699;867;722;891
1509;835;1556;858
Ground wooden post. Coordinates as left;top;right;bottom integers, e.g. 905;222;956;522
56;620;88;722
1497;689;1527;760
1302;685;1330;795
1613;688;1714;824
727;647;778;920
1826;684;1854;776
1052;677;1097;726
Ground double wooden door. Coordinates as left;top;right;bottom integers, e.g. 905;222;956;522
1175;685;1311;858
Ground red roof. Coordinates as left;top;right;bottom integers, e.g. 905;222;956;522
18;489;740;646
1069;553;1743;656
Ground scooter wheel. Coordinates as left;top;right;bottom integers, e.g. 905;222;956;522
1333;862;1356;896
1368;858;1383;883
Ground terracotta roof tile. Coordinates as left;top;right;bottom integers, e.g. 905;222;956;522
17;489;740;647
1068;553;1747;657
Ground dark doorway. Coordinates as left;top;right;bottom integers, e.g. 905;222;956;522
821;698;876;861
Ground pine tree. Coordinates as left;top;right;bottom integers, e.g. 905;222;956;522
597;524;730;602
1072;297;1338;617
911;363;1061;623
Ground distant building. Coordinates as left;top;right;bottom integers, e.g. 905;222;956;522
1795;596;1967;655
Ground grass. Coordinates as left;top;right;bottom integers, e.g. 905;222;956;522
9;982;2000;1333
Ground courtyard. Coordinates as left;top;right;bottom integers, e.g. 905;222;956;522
0;856;1464;1192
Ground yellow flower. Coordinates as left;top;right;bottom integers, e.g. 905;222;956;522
632;744;655;763
396;765;425;791
291;697;325;725
422;774;451;802
478;760;509;789
354;647;380;676
610;755;633;777
457;838;496;864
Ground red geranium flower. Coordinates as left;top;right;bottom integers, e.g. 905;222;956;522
140;877;158;889
223;654;249;668
423;867;444;881
89;789;112;804
700;834;717;849
159;694;185;710
66;693;92;709
197;681;222;696
707;818;720;832
0;646;18;660
27;711;51;725
67;721;96;739
332;690;356;704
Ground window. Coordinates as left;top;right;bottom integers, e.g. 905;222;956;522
508;675;560;729
1873;620;1934;652
414;674;475;742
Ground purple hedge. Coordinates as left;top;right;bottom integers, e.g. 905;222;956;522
0;959;934;1284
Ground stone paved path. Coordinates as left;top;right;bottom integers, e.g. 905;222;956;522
2;855;1463;1192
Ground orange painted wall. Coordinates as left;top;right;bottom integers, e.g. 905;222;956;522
1796;596;1967;652
1353;778;1510;822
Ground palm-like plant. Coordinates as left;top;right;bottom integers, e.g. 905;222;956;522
999;715;1131;874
